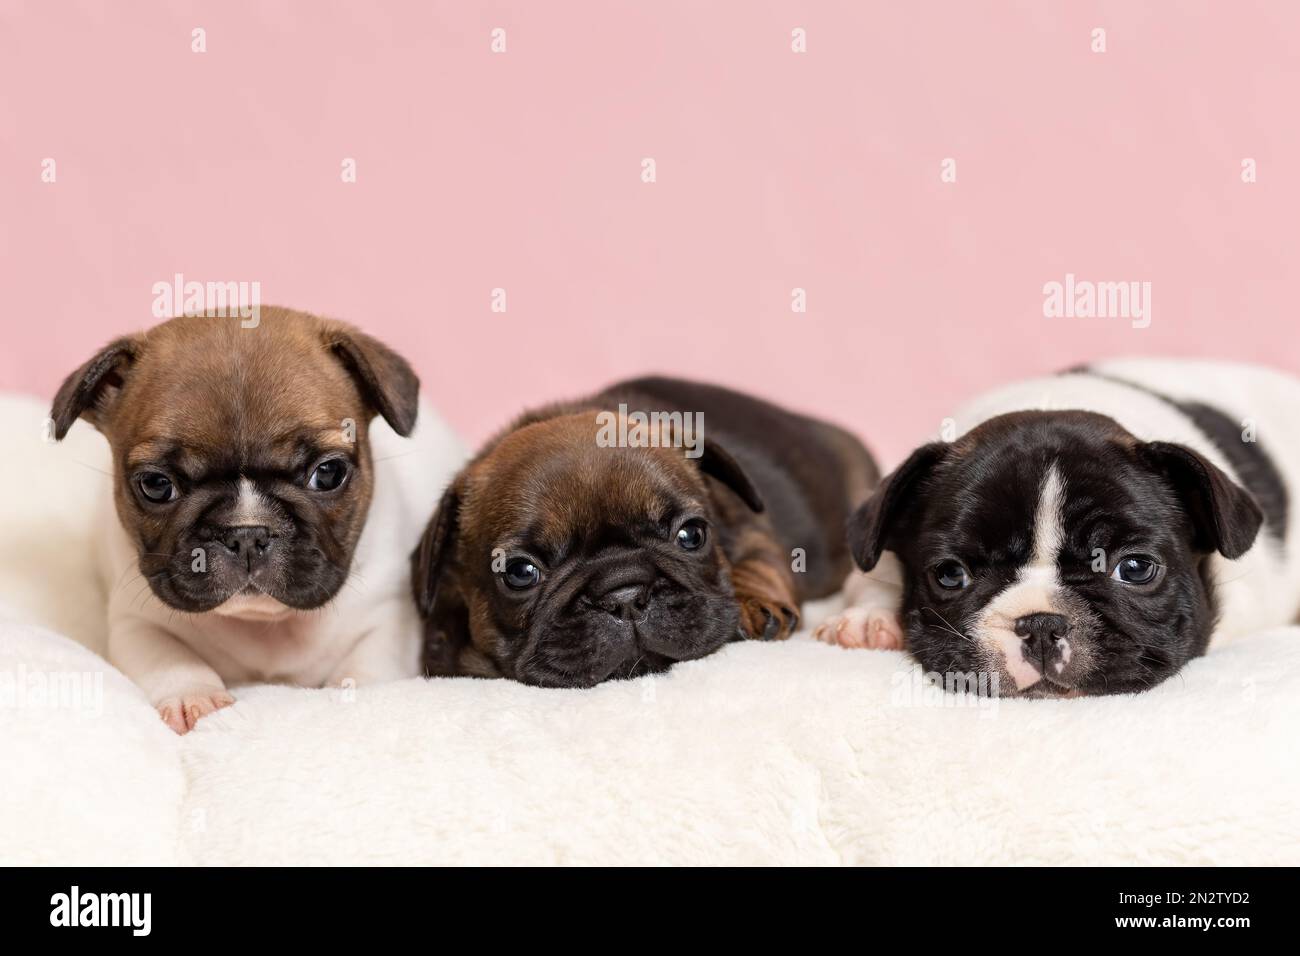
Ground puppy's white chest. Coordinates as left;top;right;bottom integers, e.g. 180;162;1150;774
168;608;346;685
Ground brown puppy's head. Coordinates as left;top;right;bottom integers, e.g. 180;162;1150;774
50;307;418;617
412;411;764;687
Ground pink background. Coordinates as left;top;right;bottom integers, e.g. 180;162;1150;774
3;1;1298;465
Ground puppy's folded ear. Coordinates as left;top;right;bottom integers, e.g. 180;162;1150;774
324;324;420;436
698;438;764;513
847;442;948;571
49;337;141;440
412;480;472;676
1140;442;1263;559
412;480;461;617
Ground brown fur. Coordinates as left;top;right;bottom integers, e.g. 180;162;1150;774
413;377;878;686
50;307;419;609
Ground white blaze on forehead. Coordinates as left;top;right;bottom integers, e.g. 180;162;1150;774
232;477;272;526
1026;464;1065;582
972;462;1067;690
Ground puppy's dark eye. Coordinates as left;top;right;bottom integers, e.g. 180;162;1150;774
1112;555;1159;585
676;519;707;551
934;560;970;590
137;472;177;503
308;459;348;491
503;558;541;590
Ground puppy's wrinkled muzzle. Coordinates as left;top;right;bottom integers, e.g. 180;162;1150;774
516;564;728;687
1014;612;1072;675
975;611;1084;696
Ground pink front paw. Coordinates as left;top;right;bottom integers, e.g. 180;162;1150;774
156;688;235;735
813;607;904;651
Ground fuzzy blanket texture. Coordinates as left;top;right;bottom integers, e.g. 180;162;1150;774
1;395;1296;865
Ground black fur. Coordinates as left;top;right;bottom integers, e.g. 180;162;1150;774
849;410;1263;696
1064;366;1288;542
1171;401;1286;542
608;377;879;599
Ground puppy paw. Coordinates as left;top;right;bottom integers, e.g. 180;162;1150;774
812;606;904;651
156;688;235;735
738;598;800;642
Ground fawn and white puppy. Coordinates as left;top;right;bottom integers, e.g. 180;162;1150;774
816;359;1300;697
50;308;461;732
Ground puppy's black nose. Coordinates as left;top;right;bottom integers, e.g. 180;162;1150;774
218;526;272;564
596;583;649;620
1014;612;1068;652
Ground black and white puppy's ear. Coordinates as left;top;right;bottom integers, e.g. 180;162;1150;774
697;438;765;513
49;336;141;440
324;324;420;437
1140;442;1263;559
847;442;949;572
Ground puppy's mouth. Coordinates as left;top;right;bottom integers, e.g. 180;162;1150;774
1015;674;1086;699
995;653;1091;699
143;552;347;615
507;565;742;688
521;648;676;689
211;589;296;622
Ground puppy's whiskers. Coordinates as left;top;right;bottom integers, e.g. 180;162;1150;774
920;606;974;645
860;573;903;590
371;451;416;464
1212;567;1258;588
65;458;113;478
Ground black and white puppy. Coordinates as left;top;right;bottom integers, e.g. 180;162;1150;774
815;359;1300;697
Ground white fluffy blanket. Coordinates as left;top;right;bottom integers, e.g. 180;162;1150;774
2;395;1297;865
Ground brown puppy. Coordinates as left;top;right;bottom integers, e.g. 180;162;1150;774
412;377;877;687
49;307;439;733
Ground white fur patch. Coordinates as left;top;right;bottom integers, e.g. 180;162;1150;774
1030;466;1065;573
974;464;1067;688
1057;639;1073;673
232;478;271;526
992;629;1042;690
